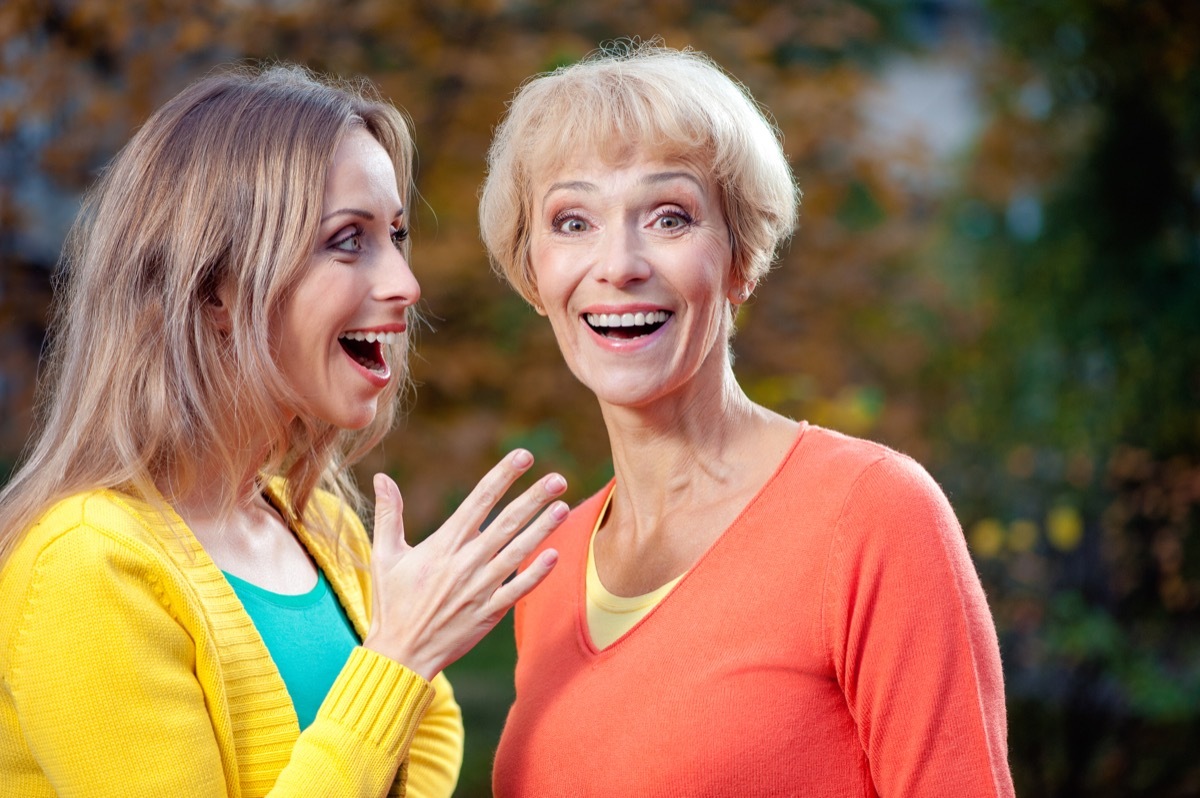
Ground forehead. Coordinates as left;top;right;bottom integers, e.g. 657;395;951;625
325;128;401;208
533;145;713;196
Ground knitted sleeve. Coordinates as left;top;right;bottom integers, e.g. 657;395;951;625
6;524;433;797
401;671;463;798
304;488;463;798
822;453;1014;798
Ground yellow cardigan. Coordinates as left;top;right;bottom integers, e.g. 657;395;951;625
0;485;463;797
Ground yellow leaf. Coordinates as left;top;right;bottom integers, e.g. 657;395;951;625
970;518;1005;558
1046;505;1083;552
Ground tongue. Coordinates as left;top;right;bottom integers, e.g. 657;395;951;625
339;338;384;370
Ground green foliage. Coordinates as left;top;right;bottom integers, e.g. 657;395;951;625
919;0;1200;793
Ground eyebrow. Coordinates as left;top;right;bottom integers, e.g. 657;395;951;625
320;206;404;223
643;171;705;189
541;171;704;203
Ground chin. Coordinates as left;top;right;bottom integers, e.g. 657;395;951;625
327;402;381;432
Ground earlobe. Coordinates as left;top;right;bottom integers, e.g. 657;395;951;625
729;280;757;305
530;283;547;316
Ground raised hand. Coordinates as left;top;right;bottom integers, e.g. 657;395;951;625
363;449;566;680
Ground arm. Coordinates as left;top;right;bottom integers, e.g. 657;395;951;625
400;671;463;798
823;455;1015;798
6;527;433;798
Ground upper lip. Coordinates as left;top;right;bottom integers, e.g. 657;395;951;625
579;303;670;316
339;322;407;335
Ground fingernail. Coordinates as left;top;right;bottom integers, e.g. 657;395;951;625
550;501;569;521
512;449;533;468
545;474;566;494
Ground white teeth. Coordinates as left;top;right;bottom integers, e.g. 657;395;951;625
585;311;670;328
339;331;402;345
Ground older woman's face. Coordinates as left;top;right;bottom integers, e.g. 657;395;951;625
530;151;741;410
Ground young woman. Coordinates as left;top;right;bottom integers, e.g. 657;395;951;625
0;64;564;797
481;44;1015;796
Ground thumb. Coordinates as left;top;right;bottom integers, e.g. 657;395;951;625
372;472;408;559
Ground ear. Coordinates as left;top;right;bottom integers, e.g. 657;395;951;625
527;274;547;316
206;280;234;333
728;280;757;305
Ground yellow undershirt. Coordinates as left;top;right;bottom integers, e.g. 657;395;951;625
585;489;683;650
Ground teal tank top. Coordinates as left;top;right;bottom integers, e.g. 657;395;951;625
223;569;359;729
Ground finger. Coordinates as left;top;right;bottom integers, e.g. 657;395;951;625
371;473;407;560
489;548;559;615
477;473;567;557
485;499;569;578
442;449;535;537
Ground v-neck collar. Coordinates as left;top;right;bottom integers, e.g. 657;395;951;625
105;479;369;729
575;421;809;656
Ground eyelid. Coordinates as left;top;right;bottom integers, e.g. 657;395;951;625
551;209;593;233
330;224;364;251
650;205;694;226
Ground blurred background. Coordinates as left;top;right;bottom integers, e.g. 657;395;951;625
2;0;1197;794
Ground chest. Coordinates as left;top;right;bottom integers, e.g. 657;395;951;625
496;514;871;797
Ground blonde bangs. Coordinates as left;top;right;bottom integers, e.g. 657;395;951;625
480;42;800;306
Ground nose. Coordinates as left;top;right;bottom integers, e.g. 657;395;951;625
595;223;652;288
375;244;421;307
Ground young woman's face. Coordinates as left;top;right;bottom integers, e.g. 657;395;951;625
529;151;741;411
277;127;419;430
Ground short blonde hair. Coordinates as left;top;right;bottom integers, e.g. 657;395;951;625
0;64;413;561
480;42;799;305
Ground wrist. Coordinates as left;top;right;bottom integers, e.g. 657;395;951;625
362;634;441;682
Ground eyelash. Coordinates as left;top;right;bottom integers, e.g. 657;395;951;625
651;207;694;229
330;224;409;253
550;207;694;234
552;212;589;234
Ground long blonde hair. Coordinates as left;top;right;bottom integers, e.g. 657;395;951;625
0;64;415;562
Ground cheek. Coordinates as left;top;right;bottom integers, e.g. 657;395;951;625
531;251;574;309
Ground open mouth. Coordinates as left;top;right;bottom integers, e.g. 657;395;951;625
584;311;672;340
338;331;400;374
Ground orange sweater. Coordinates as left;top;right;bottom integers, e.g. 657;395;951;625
494;424;1014;797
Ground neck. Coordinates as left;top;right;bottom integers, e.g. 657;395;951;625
158;442;272;525
599;358;772;537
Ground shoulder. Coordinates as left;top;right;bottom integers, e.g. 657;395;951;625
5;489;173;571
0;489;183;643
794;425;951;514
809;430;972;602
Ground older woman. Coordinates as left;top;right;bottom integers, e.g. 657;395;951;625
480;44;1015;796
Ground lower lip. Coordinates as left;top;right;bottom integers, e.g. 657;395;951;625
582;317;670;351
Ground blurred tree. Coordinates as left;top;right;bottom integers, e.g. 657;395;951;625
2;0;1198;795
917;1;1200;794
